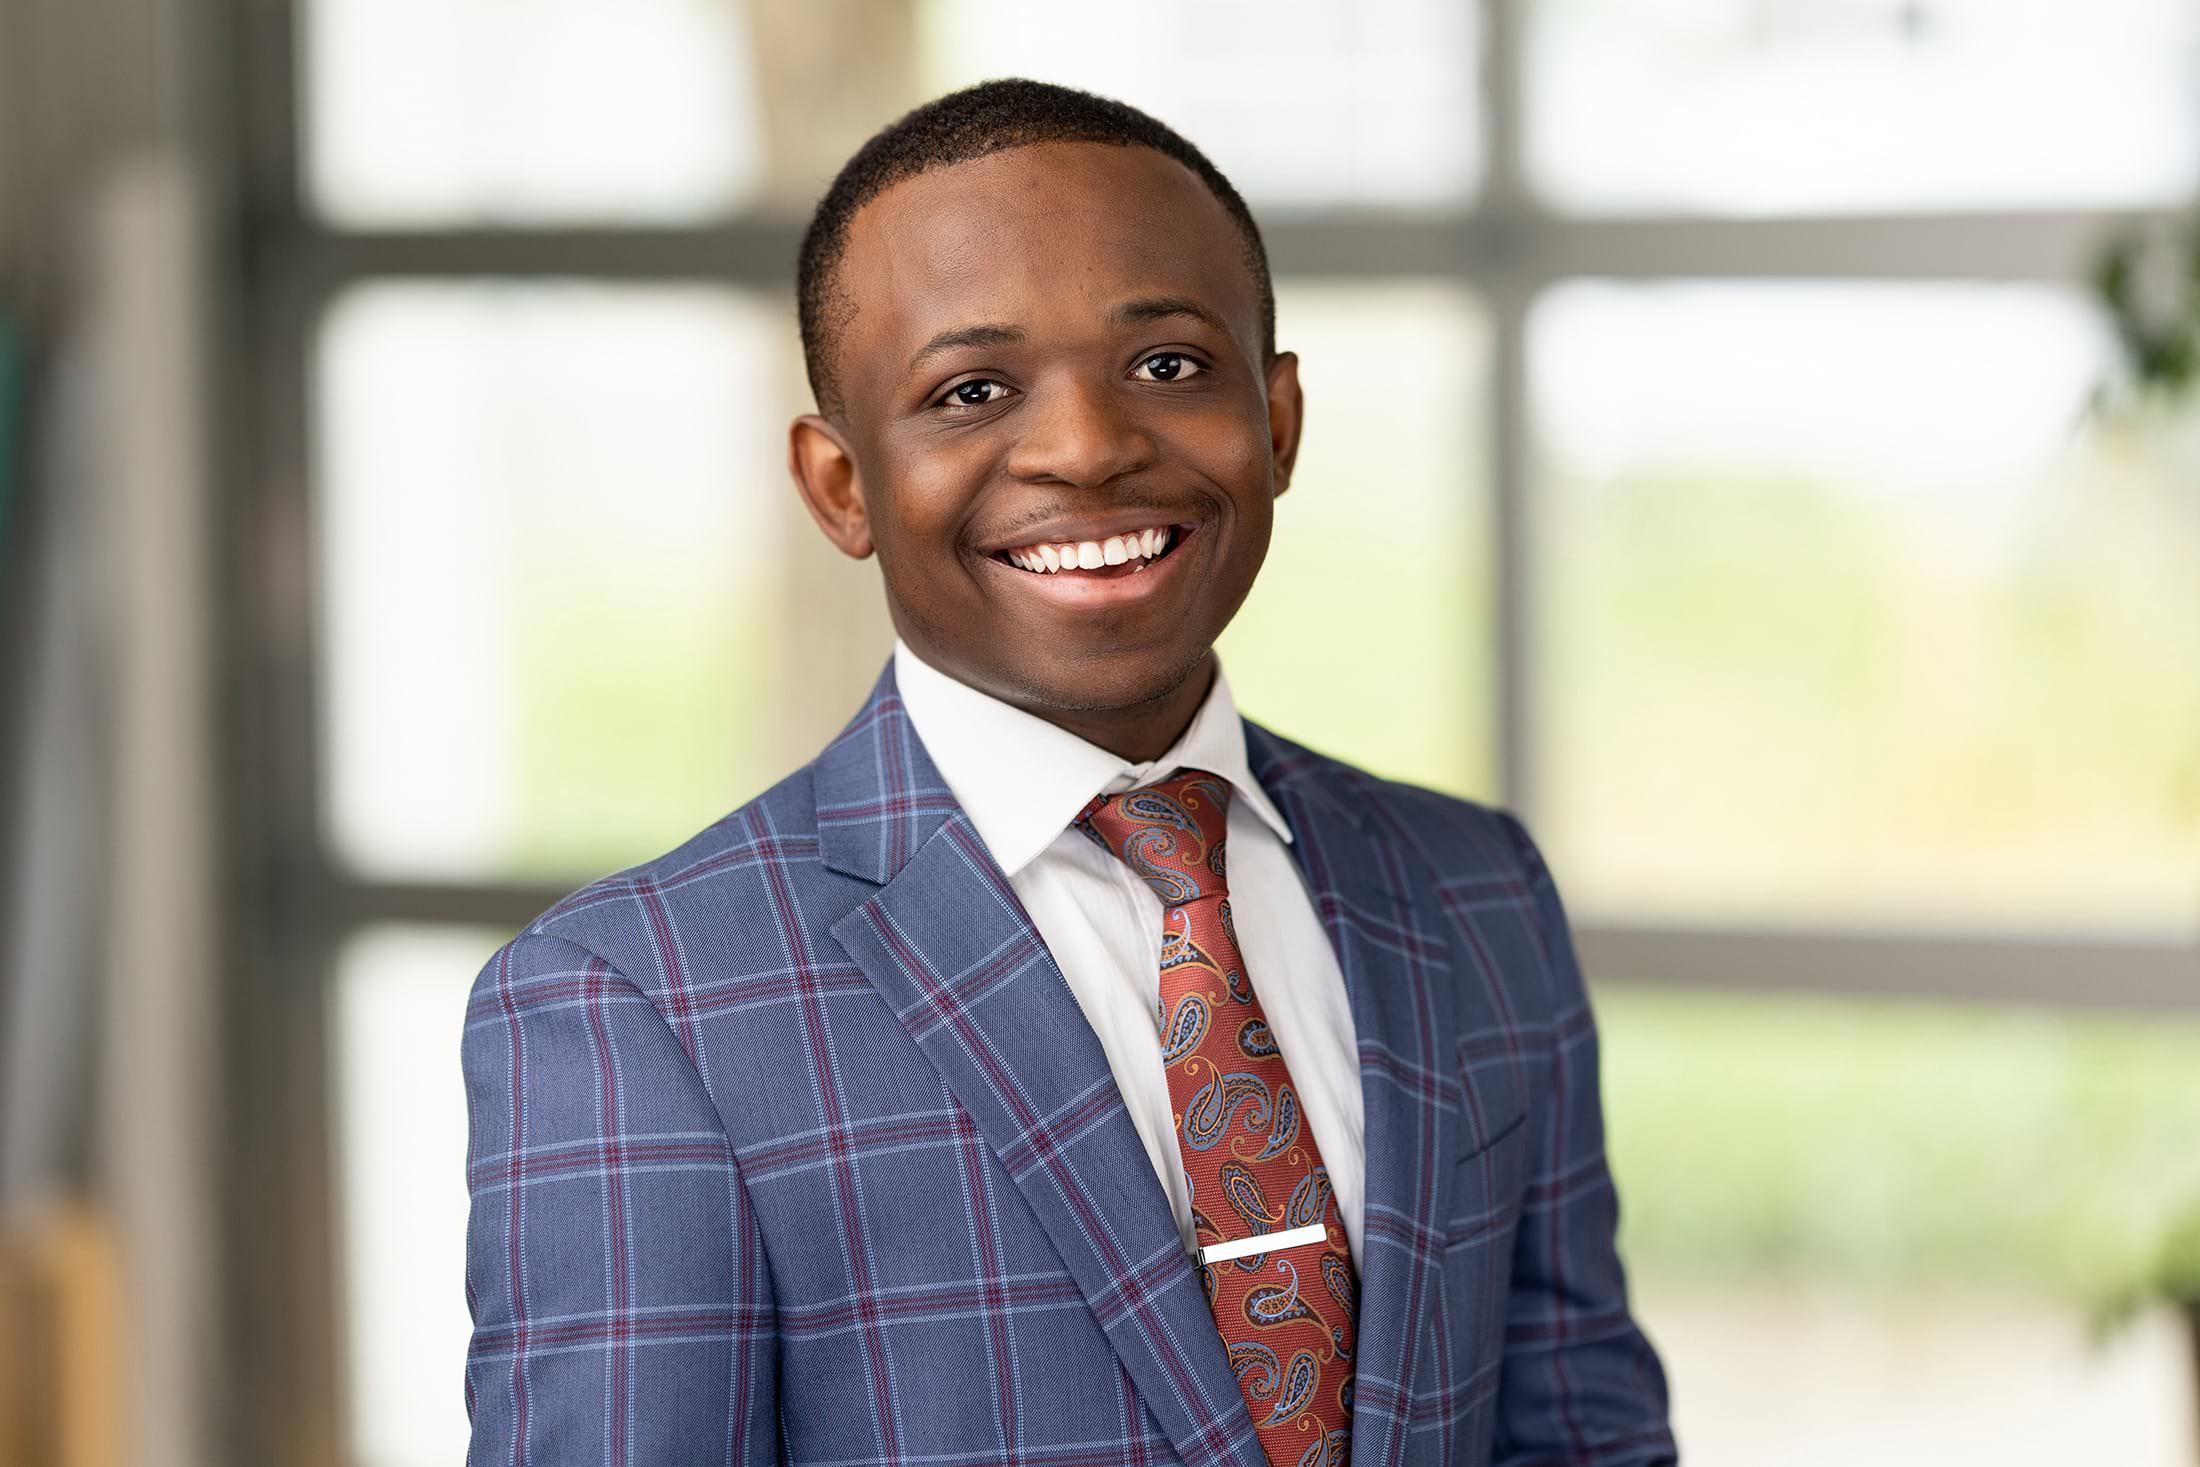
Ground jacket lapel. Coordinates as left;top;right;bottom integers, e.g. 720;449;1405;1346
817;667;1269;1467
1246;723;1460;1467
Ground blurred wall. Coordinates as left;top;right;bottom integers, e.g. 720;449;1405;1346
0;0;177;313
1;2;231;1465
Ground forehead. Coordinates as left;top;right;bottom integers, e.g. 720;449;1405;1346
835;142;1262;383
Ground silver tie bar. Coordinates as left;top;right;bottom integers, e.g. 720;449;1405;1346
1196;1221;1329;1266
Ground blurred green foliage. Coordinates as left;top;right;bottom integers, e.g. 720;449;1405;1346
1545;464;2200;926
2096;214;2200;399
2096;1195;2200;1340
1597;984;2200;1302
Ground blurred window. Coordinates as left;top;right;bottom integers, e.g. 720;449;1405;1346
1532;281;2200;931
312;282;798;879
301;0;765;224
918;0;1481;208
1527;0;2200;215
331;926;493;1467
1601;986;2200;1293
1220;283;1494;797
1598;985;2200;1464
302;0;1482;224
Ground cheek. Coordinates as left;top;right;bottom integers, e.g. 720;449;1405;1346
1171;412;1279;537
872;428;995;534
1197;418;1281;599
866;447;999;600
900;452;979;521
1171;393;1274;483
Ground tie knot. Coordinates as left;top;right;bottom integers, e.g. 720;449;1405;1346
1075;768;1232;908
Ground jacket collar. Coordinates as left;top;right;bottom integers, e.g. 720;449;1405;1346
814;662;962;885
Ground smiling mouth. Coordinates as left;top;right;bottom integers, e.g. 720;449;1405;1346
991;523;1189;578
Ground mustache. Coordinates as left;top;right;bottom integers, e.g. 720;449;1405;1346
978;499;1199;542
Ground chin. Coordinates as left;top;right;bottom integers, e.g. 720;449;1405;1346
1001;639;1211;716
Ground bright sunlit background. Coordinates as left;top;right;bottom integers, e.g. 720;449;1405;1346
3;3;2199;1466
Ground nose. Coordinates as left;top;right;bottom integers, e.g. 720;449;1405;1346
1003;374;1156;489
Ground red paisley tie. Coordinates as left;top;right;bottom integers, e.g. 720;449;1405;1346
1077;769;1357;1467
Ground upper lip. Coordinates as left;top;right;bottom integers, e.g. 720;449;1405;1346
978;510;1197;556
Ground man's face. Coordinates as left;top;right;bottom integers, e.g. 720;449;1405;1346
791;141;1302;723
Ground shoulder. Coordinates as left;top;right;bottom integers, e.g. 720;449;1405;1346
1246;720;1591;1044
1242;718;1544;888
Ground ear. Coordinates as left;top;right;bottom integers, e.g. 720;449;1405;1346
788;413;874;559
1263;350;1304;498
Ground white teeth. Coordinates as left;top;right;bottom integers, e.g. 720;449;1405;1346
1003;527;1173;572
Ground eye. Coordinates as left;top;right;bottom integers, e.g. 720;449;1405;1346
941;378;1013;410
1133;352;1206;383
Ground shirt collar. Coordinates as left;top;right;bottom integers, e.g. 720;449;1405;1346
892;637;1295;880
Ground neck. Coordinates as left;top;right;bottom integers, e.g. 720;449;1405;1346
898;627;1219;765
1030;654;1216;764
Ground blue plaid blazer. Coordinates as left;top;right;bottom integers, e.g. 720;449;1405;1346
463;663;1673;1467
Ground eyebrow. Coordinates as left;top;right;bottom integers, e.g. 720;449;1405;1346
1108;295;1229;335
906;323;1025;376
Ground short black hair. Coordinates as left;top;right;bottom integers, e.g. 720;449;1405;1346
796;78;1276;420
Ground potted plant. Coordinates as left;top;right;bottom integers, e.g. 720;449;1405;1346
2092;204;2200;473
2096;1200;2200;1439
2097;207;2200;401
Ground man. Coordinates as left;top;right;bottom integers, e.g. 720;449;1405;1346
463;79;1673;1467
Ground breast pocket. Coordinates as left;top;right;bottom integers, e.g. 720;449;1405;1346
1420;1104;1533;1450
1444;1028;1532;1258
1442;1106;1531;1254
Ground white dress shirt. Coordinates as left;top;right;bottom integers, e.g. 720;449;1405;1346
892;639;1365;1267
